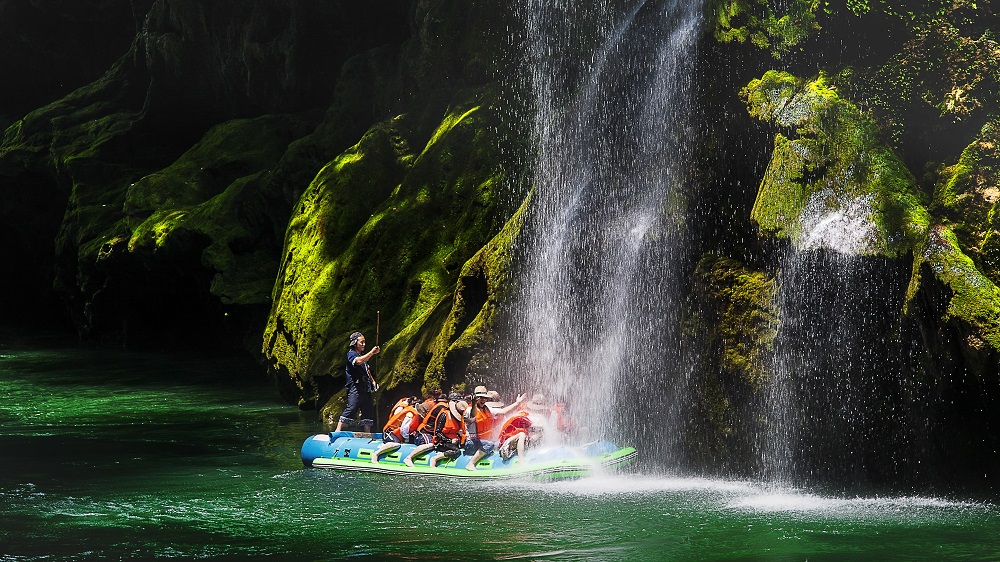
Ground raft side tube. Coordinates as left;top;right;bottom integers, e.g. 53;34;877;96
301;431;382;466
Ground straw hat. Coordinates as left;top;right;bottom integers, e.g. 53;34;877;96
450;400;469;419
526;393;548;412
473;385;490;398
484;389;505;409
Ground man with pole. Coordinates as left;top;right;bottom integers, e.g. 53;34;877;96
334;330;380;433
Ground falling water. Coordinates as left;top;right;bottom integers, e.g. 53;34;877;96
504;0;704;455
761;191;912;486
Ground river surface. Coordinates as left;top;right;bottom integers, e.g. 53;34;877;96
2;334;999;561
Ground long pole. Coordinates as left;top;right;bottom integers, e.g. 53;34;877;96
374;311;380;431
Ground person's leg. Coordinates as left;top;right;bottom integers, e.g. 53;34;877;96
513;432;526;459
335;385;359;432
465;438;488;470
498;438;516;461
403;443;435;467
432;443;460;467
358;387;375;433
467;449;485;470
372;442;401;464
472;439;496;469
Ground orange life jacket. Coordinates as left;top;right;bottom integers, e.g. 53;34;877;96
498;412;531;445
417;402;449;433
552;403;575;433
475;407;497;441
383;405;421;440
389;397;410;417
439;411;465;444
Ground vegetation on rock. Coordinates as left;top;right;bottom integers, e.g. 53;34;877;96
742;70;930;257
262;87;520;413
684;254;778;469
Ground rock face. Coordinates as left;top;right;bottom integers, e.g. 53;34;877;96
684;254;778;473
733;6;1000;381
0;0;409;341
0;0;525;413
259;0;526;413
691;0;1000;488
909;120;1000;375
741;70;930;257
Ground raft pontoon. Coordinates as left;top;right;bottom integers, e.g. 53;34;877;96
301;431;637;480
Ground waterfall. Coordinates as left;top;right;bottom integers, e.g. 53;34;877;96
504;0;704;456
761;191;912;486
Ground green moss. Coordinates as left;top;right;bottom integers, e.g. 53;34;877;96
750;133;810;240
932;119;1000;282
710;0;820;59
262;86;519;400
691;254;778;391
119;115;314;305
125;115;310;218
742;71;930;256
682;254;778;467
421;190;530;393
908;224;1000;351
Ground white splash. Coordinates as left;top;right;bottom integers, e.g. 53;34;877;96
797;189;877;255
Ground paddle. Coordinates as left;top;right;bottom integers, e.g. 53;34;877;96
370;311;381;430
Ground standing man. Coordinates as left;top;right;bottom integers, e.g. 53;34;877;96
334;331;380;433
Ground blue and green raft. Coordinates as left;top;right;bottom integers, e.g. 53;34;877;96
301;432;637;480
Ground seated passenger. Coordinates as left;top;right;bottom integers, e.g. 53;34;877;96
429;399;468;467
463;386;497;471
387;396;415;418
497;411;537;461
525;393;553;429
373;397;421;464
403;393;450;467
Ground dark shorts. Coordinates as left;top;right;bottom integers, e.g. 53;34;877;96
434;439;461;459
463;438;496;456
414;432;432;446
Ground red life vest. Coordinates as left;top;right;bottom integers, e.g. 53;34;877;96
498;412;532;445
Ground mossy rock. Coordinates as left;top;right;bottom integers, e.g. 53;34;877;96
689;254;778;391
113;114;312;306
906;224;1000;373
932;119;1000;282
742;70;930;257
262;85;517;409
417;190;529;395
683;253;778;468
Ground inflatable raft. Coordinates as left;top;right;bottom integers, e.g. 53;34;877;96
301;431;637;480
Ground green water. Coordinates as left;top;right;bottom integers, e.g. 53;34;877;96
2;338;999;561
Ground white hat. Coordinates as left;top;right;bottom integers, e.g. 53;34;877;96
526;393;548;412
473;385;490;398
484;390;504;409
